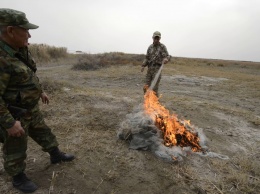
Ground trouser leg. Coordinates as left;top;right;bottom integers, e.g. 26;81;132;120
0;126;4;143
145;68;153;88
1;121;28;176
28;108;58;152
144;67;155;94
145;66;161;95
28;106;74;164
153;73;161;95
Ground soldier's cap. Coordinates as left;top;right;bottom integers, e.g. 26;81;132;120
0;8;38;30
153;31;161;38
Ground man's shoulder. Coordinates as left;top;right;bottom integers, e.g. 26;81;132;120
0;56;12;73
159;43;167;48
148;44;154;48
0;44;8;57
0;50;18;63
0;41;18;58
0;48;20;71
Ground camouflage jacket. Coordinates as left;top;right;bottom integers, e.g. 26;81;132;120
0;40;42;129
19;47;37;73
143;42;170;67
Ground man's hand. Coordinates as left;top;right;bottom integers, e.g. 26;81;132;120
162;58;169;64
141;66;145;72
7;121;25;137
41;92;49;104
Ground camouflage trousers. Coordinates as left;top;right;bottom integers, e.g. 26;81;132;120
0;104;58;176
143;65;162;95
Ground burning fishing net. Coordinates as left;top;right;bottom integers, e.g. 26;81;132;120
118;89;208;161
144;89;202;152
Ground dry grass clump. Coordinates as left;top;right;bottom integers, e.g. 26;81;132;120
29;43;68;63
99;52;144;66
71;52;144;71
71;54;101;71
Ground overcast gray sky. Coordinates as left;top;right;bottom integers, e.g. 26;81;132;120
2;0;260;62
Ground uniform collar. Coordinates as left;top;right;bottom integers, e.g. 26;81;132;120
153;42;161;46
0;40;20;58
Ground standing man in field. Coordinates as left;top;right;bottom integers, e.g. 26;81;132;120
141;31;171;96
0;8;75;193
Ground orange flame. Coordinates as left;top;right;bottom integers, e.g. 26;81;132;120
144;89;202;152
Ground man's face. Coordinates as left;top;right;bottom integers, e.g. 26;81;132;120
11;26;31;48
153;36;160;45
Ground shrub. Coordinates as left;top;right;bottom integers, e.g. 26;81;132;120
71;52;145;71
71;54;101;71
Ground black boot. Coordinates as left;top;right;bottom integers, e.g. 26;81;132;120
12;172;38;193
49;147;75;164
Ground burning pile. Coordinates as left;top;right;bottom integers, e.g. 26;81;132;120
118;88;208;162
144;89;202;152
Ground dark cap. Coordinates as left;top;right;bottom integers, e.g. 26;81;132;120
0;8;38;29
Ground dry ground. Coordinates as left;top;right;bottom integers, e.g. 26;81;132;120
0;57;259;194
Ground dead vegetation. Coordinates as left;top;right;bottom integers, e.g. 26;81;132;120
71;52;144;71
0;45;259;193
29;43;68;63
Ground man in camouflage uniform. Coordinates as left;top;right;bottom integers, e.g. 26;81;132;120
141;31;171;95
0;8;75;193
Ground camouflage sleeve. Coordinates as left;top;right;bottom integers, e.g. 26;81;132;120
161;44;171;61
19;47;37;72
143;45;152;67
27;49;44;93
35;74;43;94
0;60;16;129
